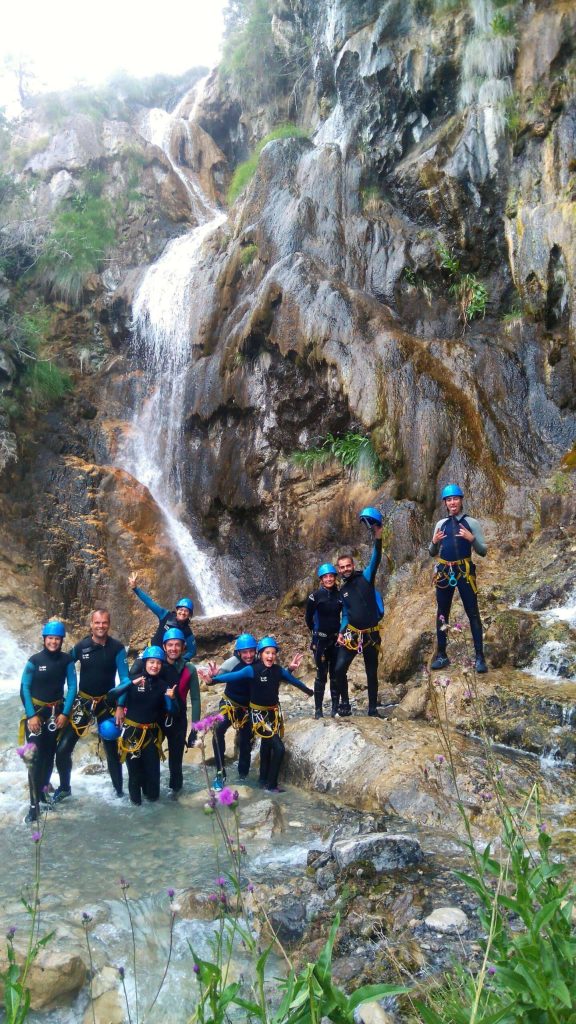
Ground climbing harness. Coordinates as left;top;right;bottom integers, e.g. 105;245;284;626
70;691;107;737
219;695;250;731
339;624;383;656
118;719;164;762
433;557;477;593
18;698;63;744
250;703;284;739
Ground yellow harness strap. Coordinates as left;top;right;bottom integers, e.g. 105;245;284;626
340;623;383;655
250;703;284;739
118;719;164;762
433;557;477;593
18;699;63;745
220;695;250;730
69;692;107;737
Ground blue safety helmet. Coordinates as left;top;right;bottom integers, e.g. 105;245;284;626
42;620;66;638
163;628;186;643
175;598;194;612
257;636;279;653
441;484;464;500
142;645;166;662
359;506;383;526
234;633;258;652
317;563;337;578
98;718;122;741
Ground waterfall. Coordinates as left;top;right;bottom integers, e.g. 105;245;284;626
119;83;239;617
0;620;29;689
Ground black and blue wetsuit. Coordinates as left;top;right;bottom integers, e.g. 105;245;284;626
212;661;313;790
207;656;253;781
305;585;342;715
335;539;382;714
109;672;177;805
56;635;130;796
429;512;487;659
21;649;77;812
132;587;197;659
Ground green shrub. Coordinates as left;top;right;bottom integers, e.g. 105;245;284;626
22;360;71;406
239;243;258;267
35;195;116;305
227;123;308;204
438;244;488;325
291;432;387;485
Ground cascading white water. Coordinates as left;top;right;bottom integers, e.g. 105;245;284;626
119;85;238;617
0;620;29;690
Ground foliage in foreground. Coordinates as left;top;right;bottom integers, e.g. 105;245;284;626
419;623;576;1024
437;244;488;326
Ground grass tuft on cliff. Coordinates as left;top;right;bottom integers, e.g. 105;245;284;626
34;194;116;306
227;124;309;204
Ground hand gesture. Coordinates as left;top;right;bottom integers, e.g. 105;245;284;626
166;686;177;699
432;527;446;544
128;571;138;590
288;652;304;671
458;524;474;542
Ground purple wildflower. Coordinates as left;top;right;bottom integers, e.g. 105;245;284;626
487;966;496;976
16;742;36;758
217;787;237;807
480;791;494;802
193;963;200;974
203;802;215;815
82;911;92;923
168;888;175;899
215;876;226;887
6;926;16;940
239;843;246;854
120;878;130;890
247;883;254;893
191;713;226;734
453;622;463;632
435;755;445;765
463;689;472;699
208;893;218;902
118;966;125;980
31;831;41;843
539;822;548;833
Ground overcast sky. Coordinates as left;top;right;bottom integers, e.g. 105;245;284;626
1;0;227;110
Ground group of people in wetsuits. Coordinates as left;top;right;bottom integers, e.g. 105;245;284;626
19;487;488;823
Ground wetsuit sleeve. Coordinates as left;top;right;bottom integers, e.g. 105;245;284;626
129;657;144;679
62;662;78;716
107;679;132;701
21;662;36;717
220;656;240;673
305;595;316;631
184;632;197;659
187;666;201;722
115;647;131;687
132;586;169;621
164;693;177;712
429;519;447;557
466;516;488;557
212;665;254;684
69;644;78;661
279;668;314;695
363;539;382;584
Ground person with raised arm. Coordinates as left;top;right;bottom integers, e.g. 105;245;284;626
128;571;196;659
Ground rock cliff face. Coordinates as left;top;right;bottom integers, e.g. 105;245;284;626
0;0;574;640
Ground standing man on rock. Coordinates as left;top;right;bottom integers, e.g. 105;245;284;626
128;572;196;659
429;483;488;673
55;607;130;799
334;508;384;718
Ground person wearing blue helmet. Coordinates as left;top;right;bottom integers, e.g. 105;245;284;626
429;483;488;673
201;632;258;789
55;607;130;801
128;572;196;660
19;621;77;823
161;628;201;795
305;564;342;718
334;509;384;717
110;646;177;805
210;638;313;794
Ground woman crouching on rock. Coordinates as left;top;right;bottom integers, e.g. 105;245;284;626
210;637;313;795
110;646;177;806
